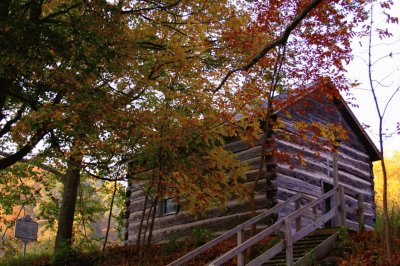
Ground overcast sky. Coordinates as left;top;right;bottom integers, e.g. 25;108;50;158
345;2;400;155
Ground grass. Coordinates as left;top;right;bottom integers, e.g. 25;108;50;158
0;252;51;266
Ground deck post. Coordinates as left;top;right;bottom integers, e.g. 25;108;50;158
338;186;346;227
332;153;340;226
357;193;365;232
285;218;293;266
332;152;339;187
237;229;244;266
312;206;318;221
295;199;301;231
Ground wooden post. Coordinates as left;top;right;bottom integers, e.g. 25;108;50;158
285;218;293;266
339;186;346;227
333;153;339;226
312;206;318;221
295;199;301;231
357;193;365;232
237;229;244;266
22;240;27;256
332;152;339;187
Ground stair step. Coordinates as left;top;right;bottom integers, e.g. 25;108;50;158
260;228;338;265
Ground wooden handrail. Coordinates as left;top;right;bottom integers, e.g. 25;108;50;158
170;185;347;266
208;220;286;265
208;186;344;266
167;194;302;266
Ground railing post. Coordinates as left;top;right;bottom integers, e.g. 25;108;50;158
332;152;339;187
312;206;318;221
237;229;244;266
338;186;346;227
332;153;340;227
357;193;365;232
285;218;293;266
295;199;301;231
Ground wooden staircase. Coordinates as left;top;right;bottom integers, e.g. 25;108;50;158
262;228;338;265
168;185;351;266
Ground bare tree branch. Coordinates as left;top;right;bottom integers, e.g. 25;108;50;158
382;86;400;117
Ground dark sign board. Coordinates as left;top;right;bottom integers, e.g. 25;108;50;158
14;215;38;242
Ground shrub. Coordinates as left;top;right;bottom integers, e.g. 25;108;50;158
190;227;215;246
160;235;181;255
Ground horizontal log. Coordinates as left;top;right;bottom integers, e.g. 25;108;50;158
276;121;370;164
234;145;263;161
224;139;260;154
346;212;375;227
148;210;267;243
277;166;322;187
344;198;374;215
276;173;322;197
280;97;372;157
128;189;145;200
129;195;268;231
276;140;372;182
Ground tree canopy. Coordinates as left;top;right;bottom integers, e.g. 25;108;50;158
0;0;384;257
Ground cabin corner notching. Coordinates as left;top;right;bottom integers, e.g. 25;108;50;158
124;87;380;244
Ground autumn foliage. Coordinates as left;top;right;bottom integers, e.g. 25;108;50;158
374;151;400;210
0;0;398;262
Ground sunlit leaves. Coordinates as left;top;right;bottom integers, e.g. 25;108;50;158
374;151;400;209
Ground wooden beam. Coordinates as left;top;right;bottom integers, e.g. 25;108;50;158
339;186;346;227
285;217;294;266
295;199;301;231
237;229;244;266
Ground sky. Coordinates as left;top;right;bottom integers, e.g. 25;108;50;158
344;2;400;155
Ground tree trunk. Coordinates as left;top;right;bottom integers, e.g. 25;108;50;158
380;145;392;263
136;194;149;252
103;178;118;252
146;196;159;247
54;151;82;253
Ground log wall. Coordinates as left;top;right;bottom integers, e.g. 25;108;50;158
274;96;376;229
125;93;378;243
124;139;276;244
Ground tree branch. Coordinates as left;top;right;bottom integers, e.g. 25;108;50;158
0;105;26;138
0;128;48;170
213;0;323;92
82;168;126;182
0;151;64;178
40;3;81;23
382;86;400;118
121;0;181;14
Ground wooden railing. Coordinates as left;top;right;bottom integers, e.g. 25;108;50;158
167;193;303;266
168;185;363;266
343;187;366;231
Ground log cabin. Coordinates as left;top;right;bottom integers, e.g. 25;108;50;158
124;83;380;244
